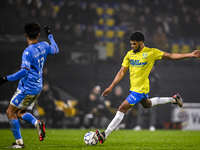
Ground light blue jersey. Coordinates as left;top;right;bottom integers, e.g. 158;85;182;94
7;34;59;95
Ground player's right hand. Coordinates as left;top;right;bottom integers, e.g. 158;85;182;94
102;87;112;96
43;26;51;37
0;76;8;85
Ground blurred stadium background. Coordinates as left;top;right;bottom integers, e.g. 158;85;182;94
0;0;200;130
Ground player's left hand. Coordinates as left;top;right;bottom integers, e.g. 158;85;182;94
0;76;8;85
43;26;51;37
192;50;200;58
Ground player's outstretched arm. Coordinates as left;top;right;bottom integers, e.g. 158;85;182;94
0;68;28;86
102;66;128;96
162;50;200;60
43;26;59;54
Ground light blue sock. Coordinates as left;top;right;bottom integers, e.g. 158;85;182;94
22;112;37;125
10;119;22;140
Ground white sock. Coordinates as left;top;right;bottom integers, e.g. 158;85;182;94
150;97;175;107
105;111;124;138
34;120;38;127
16;139;23;145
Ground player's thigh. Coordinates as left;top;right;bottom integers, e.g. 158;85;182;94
10;88;26;108
126;91;147;106
139;98;151;108
10;88;40;110
6;104;19;119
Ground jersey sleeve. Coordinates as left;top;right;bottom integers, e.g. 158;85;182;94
153;48;164;60
122;51;130;67
21;49;32;70
7;68;28;81
46;34;59;55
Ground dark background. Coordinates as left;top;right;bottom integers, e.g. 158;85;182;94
0;0;200;128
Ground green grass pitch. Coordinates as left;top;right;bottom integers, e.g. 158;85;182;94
0;129;199;149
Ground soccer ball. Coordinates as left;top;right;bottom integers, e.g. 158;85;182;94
84;131;99;145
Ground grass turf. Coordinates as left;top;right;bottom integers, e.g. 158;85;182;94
0;129;199;149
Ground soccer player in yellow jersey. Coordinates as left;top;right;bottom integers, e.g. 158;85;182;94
96;31;200;144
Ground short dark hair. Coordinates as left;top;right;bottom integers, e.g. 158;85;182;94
24;22;41;39
130;30;145;42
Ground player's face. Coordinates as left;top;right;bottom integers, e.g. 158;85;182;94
130;40;141;53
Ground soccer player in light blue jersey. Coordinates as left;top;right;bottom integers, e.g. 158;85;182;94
0;22;59;148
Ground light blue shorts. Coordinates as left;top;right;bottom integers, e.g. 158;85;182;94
10;88;40;110
126;91;148;106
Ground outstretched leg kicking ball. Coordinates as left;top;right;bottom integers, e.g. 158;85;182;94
96;93;182;144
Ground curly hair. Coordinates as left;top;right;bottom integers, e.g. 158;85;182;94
130;30;145;42
24;22;41;39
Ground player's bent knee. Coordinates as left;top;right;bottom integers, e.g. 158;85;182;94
118;105;131;113
6;109;10;116
141;103;151;108
6;104;19;119
118;107;125;113
117;100;132;113
6;108;13;119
